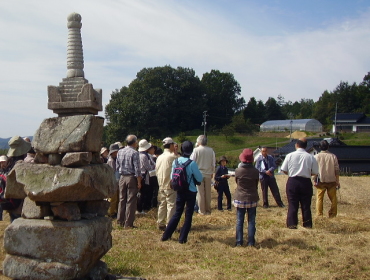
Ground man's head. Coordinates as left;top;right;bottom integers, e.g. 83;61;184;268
126;135;138;148
196;135;207;146
108;143;120;159
261;147;268;157
295;138;307;149
0;155;8;169
162;137;175;151
320;140;329;151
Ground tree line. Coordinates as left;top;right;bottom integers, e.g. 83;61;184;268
104;66;370;144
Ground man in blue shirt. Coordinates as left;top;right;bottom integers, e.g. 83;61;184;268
255;147;284;208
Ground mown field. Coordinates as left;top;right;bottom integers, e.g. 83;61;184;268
1;176;369;279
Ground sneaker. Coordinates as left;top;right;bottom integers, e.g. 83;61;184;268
278;204;285;208
263;204;269;209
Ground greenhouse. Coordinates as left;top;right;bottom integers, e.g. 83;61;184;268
260;119;322;132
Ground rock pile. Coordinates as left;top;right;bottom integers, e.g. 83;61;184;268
2;13;117;280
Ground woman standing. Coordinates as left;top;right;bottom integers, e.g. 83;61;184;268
234;149;259;247
161;141;202;244
214;156;231;211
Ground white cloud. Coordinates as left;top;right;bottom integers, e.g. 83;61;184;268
1;1;370;137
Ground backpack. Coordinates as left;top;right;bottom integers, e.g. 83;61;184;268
0;174;22;211
171;159;192;192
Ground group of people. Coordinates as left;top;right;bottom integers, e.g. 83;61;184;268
1;133;340;247
112;135;340;247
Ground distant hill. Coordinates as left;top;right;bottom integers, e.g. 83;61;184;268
0;136;33;150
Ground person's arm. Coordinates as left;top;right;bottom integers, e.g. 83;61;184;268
214;166;222;181
280;156;289;175
268;156;276;173
255;157;263;173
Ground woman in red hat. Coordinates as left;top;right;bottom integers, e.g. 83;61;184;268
233;149;259;247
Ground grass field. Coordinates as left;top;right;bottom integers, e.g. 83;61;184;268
1;176;368;279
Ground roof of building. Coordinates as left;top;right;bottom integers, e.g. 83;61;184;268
334;113;365;120
324;146;370;160
274;138;346;155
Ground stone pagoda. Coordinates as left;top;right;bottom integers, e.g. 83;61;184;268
2;13;117;280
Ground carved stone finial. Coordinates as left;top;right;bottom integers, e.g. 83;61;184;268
66;12;84;78
47;13;102;116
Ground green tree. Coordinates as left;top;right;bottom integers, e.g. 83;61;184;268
104;66;206;143
256;100;267;124
358;72;370;113
201;70;245;128
243;97;259;124
265;97;285;120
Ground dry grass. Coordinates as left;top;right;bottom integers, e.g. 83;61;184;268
1;176;370;279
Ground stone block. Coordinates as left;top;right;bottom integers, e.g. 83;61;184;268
51;202;81;221
61;152;92;167
3;254;77;280
3;217;112;278
5;162;117;202
22;197;52;219
33;115;104;154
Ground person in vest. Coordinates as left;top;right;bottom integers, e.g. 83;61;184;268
234;149;259;247
161;141;202;244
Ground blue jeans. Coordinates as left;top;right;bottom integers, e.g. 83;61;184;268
162;190;197;243
236;207;256;246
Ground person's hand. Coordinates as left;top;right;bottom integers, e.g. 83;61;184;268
336;182;340;190
266;170;272;176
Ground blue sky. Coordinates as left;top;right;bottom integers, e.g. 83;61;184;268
1;0;370;138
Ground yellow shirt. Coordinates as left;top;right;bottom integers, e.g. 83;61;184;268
155;149;178;190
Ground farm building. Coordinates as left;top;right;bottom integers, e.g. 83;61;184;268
260;119;322;132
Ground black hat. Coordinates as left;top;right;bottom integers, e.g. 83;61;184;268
181;141;194;158
108;144;120;156
218;155;228;164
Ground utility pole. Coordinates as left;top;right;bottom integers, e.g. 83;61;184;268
201;111;208;136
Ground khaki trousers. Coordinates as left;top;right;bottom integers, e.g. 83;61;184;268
197;176;212;215
315;182;337;218
157;188;176;226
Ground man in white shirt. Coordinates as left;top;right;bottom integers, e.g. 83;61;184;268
281;138;318;229
190;135;215;215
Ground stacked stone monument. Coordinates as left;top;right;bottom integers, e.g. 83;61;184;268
2;13;117;279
